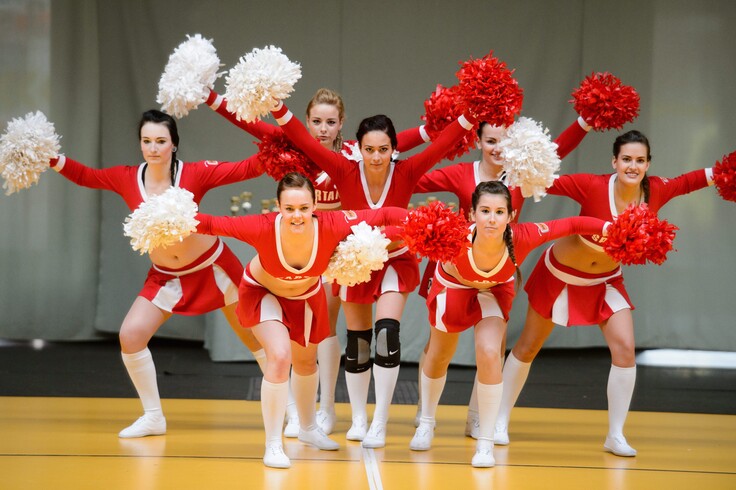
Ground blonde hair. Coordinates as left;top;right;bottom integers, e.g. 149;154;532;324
306;88;345;151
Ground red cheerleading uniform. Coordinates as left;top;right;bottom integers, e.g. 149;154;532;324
427;217;606;333
414;117;590;297
525;169;714;326
206;90;430;210
195;207;408;345
50;154;264;314
271;102;475;303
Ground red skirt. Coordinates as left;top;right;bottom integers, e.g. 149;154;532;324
524;247;634;326
139;238;241;315
426;265;516;333
237;267;329;347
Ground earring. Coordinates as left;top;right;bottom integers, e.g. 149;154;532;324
172;146;178;152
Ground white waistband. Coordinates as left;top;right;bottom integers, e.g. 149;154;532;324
388;246;409;258
543;247;621;287
579;235;604;252
242;268;322;300
152;238;223;277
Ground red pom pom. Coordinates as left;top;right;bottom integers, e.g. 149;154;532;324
603;204;679;266
455;52;523;127
257;132;320;181
570;72;640;131
401;201;470;263
421;84;477;160
713;150;736;202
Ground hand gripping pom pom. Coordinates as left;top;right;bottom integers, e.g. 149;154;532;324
257;132;320;181
455;51;523;127
124;187;199;254
713;151;736;202
603;204;679;266
570;72;639;131
401;201;471;263
498;117;561;202
157;34;223;118
421;84;477;160
323;222;390;286
0;111;60;195
224;46;302;123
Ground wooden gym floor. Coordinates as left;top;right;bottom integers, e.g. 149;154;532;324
1;338;735;489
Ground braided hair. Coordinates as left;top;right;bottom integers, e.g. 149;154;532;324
471;180;522;289
613;130;651;203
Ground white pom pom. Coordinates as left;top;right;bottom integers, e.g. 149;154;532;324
224;45;301;122
498;117;561;202
123;187;199;254
341;141;362;162
323;222;390;286
0;111;60;195
157;34;222;118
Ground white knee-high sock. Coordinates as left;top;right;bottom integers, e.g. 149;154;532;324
372;364;400;426
317;336;341;412
417;350;426;409
261;379;289;445
252;349;267;374
121;348;162;416
345;369;371;420
292;370;319;431
420;372;447;423
285;370;298;421
496;352;531;427
467;371;479;416
477;382;503;440
607;364;636;437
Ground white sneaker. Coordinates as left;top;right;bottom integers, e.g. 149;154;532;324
604;434;637;457
263;441;291;468
315;409;336;435
471;438;495;468
283;415;300;438
299;426;340;451
118;414;166;438
409;422;434;451
361;422;386;449
346;416;369;441
465;412;479;439
493;422;509;445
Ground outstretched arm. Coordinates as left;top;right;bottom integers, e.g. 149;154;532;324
206;89;281;140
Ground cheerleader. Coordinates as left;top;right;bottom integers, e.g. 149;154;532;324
413;116;591;436
49;110;265;438
270;100;476;448
205;87;429;435
408;181;610;467
496;130;717;457
193;172;408;468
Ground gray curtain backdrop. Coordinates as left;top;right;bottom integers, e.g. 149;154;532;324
1;0;734;364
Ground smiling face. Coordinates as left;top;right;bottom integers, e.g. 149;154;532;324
278;187;316;234
306;103;343;150
477;123;505;167
140;122;174;167
470;192;512;240
612;142;650;187
359;130;394;172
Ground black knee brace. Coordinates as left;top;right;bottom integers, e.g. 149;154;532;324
345;329;373;373
374;318;401;368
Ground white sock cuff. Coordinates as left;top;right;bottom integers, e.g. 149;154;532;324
507;351;531;369
121;347;152;364
477;381;503;396
610;364;637;376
